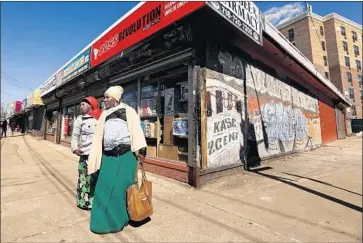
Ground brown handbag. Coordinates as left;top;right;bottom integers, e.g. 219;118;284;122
127;159;153;221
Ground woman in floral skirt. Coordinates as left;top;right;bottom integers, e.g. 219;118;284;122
71;96;102;210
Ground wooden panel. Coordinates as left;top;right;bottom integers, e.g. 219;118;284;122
319;93;338;144
200;68;207;169
163;116;174;145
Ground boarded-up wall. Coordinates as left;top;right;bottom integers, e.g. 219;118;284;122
205;69;245;168
319;93;337;144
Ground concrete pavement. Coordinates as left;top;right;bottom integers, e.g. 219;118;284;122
1;135;362;242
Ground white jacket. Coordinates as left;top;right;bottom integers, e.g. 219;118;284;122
71;114;97;156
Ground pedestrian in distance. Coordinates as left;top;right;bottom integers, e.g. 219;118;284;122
10;120;16;136
87;85;147;234
71;96;102;211
1;120;8;138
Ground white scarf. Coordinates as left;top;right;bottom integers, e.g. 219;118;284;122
87;103;147;174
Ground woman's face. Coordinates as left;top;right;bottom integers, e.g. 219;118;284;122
80;102;92;115
104;94;118;110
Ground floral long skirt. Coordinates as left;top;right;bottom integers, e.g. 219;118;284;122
77;156;97;210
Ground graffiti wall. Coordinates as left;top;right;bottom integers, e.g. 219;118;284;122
204;45;323;168
245;64;322;158
205;68;245;168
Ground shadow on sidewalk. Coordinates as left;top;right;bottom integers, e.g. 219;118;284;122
251;170;363;213
282;172;362;197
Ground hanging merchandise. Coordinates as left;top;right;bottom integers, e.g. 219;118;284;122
164;88;175;115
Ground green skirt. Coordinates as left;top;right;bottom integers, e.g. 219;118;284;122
90;151;137;234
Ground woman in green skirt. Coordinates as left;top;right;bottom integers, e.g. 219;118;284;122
87;86;147;234
71;96;102;210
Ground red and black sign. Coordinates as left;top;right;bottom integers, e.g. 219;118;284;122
90;1;205;67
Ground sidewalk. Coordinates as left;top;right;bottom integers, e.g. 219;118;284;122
1;135;362;242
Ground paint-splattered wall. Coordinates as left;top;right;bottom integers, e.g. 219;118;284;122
204;47;323;168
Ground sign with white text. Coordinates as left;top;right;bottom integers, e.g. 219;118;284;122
206;1;263;46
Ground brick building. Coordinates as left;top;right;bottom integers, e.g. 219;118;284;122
278;7;362;118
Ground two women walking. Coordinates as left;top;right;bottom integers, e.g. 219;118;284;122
72;86;147;234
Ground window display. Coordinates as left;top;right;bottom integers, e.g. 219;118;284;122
61;106;75;141
122;82;138;112
140;67;189;162
47;111;58;135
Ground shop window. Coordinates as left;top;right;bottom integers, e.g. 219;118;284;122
47;111;58;135
356;60;362;71
354;45;360;57
321;41;326;51
340;26;346;36
320;26;324;36
61;106;75;141
122;81;138;112
345;56;350;68
97;97;105;110
140;66;189;163
288;29;294;42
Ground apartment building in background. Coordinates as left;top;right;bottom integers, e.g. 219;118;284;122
278;7;363;118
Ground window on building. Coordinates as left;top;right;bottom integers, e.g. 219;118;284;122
352;105;357;116
320;26;324;36
347;72;353;83
349;88;355;100
345;56;350;67
358;75;363;87
321;41;326;51
340;26;346;36
360;90;363;102
288;29;294;42
356;60;362;71
342;41;348;52
352;31;358;42
323;56;328;66
325;72;329;79
354;45;360;57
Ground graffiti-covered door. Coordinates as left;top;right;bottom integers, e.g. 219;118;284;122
335;108;345;139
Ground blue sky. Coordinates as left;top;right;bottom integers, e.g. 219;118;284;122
1;1;362;106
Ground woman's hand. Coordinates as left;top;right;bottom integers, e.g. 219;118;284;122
73;150;83;156
137;154;145;163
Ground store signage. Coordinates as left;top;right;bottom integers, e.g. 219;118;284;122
21;99;27;111
206;1;263;46
15;101;22;113
26;89;44;108
40;75;57;96
62;48;91;84
90;1;205;67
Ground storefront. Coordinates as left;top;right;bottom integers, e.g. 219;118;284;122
24;89;45;137
37;2;350;186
